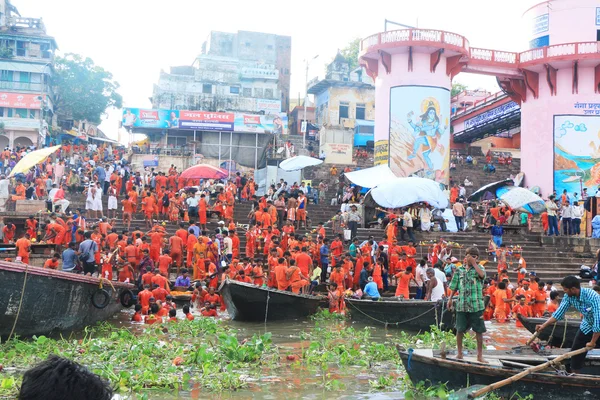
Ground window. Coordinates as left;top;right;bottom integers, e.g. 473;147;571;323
7;108;12;117
254;88;263;98
597;30;600;41
167;136;187;147
339;102;349;121
0;70;13;81
202;84;212;94
356;103;366;120
243;87;252;97
264;88;273;99
19;72;30;83
29;109;36;119
15;108;27;118
230;86;240;94
41;43;51;59
16;41;26;57
0;107;3;117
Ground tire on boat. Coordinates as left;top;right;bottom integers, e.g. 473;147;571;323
91;288;111;309
119;289;136;308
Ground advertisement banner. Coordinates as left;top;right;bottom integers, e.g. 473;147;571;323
256;99;281;113
374;140;389;166
234;113;287;134
122;108;179;129
0;92;42;109
464;101;519;130
554;114;600;195
178;111;234;131
389;85;450;183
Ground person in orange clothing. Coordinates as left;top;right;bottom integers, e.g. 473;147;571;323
106;228;119;250
532;283;548;317
2;222;15;243
512;295;533;327
122;196;135;231
329;264;346;290
43;220;65;247
25;216;38;240
138;284;153;315
157;250;173;277
274;258;290;291
151;269;171;292
494;282;511;323
547;291;560;315
372;258;384;290
118;262;135;283
169;234;184;273
148;227;164;263
395;266;415;298
186;229;198;268
142;192;156;229
327;282;345;313
43;253;61;270
132;304;144;321
15;233;31;265
204;287;223;309
100;254;114;281
192;237;208;281
11;181;26;201
252;263;265;286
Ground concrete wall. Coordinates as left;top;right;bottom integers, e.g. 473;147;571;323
319;127;354;164
316;86;375;128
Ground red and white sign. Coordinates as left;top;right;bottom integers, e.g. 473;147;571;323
139;110;159;121
0;92;42;109
180;111;234;122
243;115;261;125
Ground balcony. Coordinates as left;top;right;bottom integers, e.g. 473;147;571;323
0;81;44;92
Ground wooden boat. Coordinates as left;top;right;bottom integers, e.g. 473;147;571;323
517;315;580;348
345;296;489;331
171;291;192;306
345;298;454;331
219;279;324;321
0;261;135;339
398;348;600;399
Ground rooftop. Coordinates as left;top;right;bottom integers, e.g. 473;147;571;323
307;78;374;95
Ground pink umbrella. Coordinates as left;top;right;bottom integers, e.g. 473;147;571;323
180;164;228;180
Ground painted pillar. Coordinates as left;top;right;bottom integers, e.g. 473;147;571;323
520;0;600;196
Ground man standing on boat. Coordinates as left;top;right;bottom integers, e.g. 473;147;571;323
448;246;486;363
536;275;600;373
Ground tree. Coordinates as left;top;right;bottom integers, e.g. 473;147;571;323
53;53;123;124
340;38;361;71
451;82;468;97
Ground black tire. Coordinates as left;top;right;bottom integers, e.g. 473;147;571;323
91;289;110;309
120;289;136;308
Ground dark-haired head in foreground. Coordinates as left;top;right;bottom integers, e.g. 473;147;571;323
19;355;113;400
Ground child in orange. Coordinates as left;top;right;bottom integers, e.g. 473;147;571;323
101;255;114;281
547;291;560;315
533;283;547;317
43;253;61;269
512;295;532;327
394;266;415;299
494;281;511;323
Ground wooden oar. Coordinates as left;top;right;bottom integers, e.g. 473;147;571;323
464;346;591;399
525;330;541;346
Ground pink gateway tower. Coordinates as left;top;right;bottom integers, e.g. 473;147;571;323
360;0;600;196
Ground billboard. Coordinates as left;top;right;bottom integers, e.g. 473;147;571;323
255;99;281;113
0;92;42;109
554;114;600;195
122;108;178;129
179;111;234;131
233;113;287;134
389;85;450;183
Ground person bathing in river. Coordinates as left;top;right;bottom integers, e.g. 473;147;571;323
448;246;487;363
536;276;600;374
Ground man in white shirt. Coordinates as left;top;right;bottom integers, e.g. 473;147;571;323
415;259;428;299
400;208;416;242
571;200;584;236
223;231;233;263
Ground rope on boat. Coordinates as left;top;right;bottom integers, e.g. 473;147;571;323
407;348;414;371
561;316;568;348
346;300;437;327
7;262;30;341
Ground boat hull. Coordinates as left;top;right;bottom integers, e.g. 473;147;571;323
345;298;454;331
517;315;579;348
398;349;600;399
219;280;322;321
0;262;134;339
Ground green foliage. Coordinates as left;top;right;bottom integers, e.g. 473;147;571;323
395;326;477;350
369;374;397;390
53;53;123;124
310;309;348;322
402;376;451;399
451;82;468;97
340;38;361;70
0;47;14;59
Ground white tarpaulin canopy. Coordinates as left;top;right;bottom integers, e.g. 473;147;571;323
365;177;449;209
496;186;546;214
278;155;323;171
344;165;397;188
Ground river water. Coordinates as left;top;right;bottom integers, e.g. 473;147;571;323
104;307;533;400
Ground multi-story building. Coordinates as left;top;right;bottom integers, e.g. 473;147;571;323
151;30;291;114
0;0;56;148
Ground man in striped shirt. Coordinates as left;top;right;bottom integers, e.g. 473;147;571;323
536;275;600;373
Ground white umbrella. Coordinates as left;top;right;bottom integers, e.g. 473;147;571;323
344;164;397;188
467;178;513;202
279;155;323;171
496;186;546;214
365;177;449;209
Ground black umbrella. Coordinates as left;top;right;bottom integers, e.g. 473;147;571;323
467;179;513;202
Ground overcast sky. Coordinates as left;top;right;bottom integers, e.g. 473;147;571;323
16;0;537;140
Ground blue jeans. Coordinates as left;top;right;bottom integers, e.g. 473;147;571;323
382;272;389;292
548;215;559;236
455;216;464;231
415;286;423;300
572;218;581;235
492;235;502;247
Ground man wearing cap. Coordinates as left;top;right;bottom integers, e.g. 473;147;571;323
363;276;380;300
346;205;362;241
